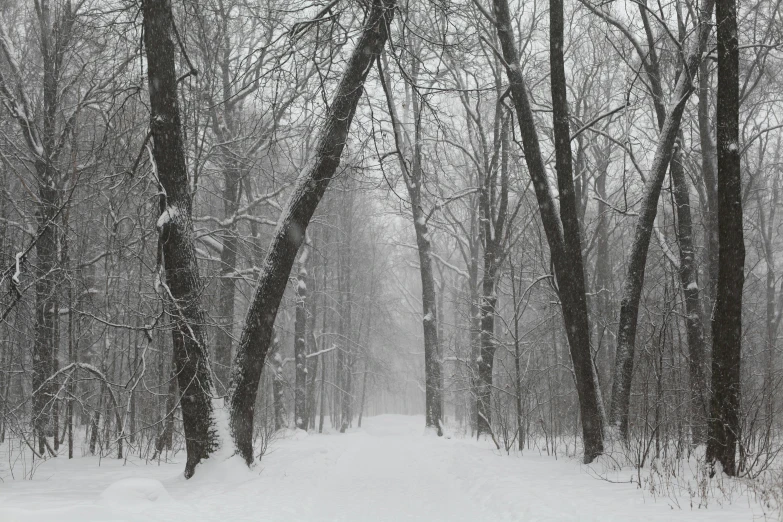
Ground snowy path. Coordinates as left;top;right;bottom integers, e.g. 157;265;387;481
0;415;768;521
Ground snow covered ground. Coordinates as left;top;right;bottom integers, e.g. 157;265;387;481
0;415;774;521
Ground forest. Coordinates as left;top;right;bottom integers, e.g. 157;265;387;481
0;0;779;519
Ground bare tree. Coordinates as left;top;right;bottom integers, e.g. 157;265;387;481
707;0;745;476
228;0;396;465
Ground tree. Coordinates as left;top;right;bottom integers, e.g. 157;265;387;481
228;0;396;465
294;241;310;430
588;0;716;439
379;40;443;435
707;0;745;476
142;0;220;478
488;0;605;461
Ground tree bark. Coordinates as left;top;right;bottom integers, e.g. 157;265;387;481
271;331;286;431
143;0;219;478
671;152;708;444
227;0;395;464
294;244;309;430
707;0;744;476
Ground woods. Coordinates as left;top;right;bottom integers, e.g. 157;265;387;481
0;0;777;497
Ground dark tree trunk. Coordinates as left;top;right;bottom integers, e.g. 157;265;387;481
33;171;59;452
492;0;605;461
143;0;219;478
227;0;395;464
707;0;744;476
698;61;719;310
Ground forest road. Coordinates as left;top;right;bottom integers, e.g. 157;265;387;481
0;414;764;521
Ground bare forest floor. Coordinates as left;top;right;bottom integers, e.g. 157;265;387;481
0;415;774;521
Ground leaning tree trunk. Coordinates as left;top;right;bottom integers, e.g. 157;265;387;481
707;0;744;476
227;0;395;465
143;0;219;479
608;0;714;438
491;0;605;461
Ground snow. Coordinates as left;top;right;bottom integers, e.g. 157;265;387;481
0;415;770;521
156;206;181;230
686;281;699;290
98;478;172;506
11;251;23;284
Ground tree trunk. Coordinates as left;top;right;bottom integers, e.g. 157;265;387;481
707;0;744;476
698;61;719;310
143;0;219;478
214;163;240;392
379;53;443;435
153;353;178;459
671;152;708;444
227;0;395;464
492;0;605;461
271;331;286;431
340;188;354;432
608;0;715;438
294;244;309;430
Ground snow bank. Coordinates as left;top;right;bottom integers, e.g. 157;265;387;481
99;478;173;506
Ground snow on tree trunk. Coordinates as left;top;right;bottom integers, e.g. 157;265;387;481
271;331;286;431
475;116;509;439
227;0;396;465
142;0;221;479
707;0;744;476
294;243;309;431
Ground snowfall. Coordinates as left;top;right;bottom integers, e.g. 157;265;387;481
0;415;776;521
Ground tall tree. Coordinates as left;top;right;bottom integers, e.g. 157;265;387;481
142;0;219;478
294;241;310;430
379;46;443;435
707;0;745;476
598;0;715;439
228;0;396;465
